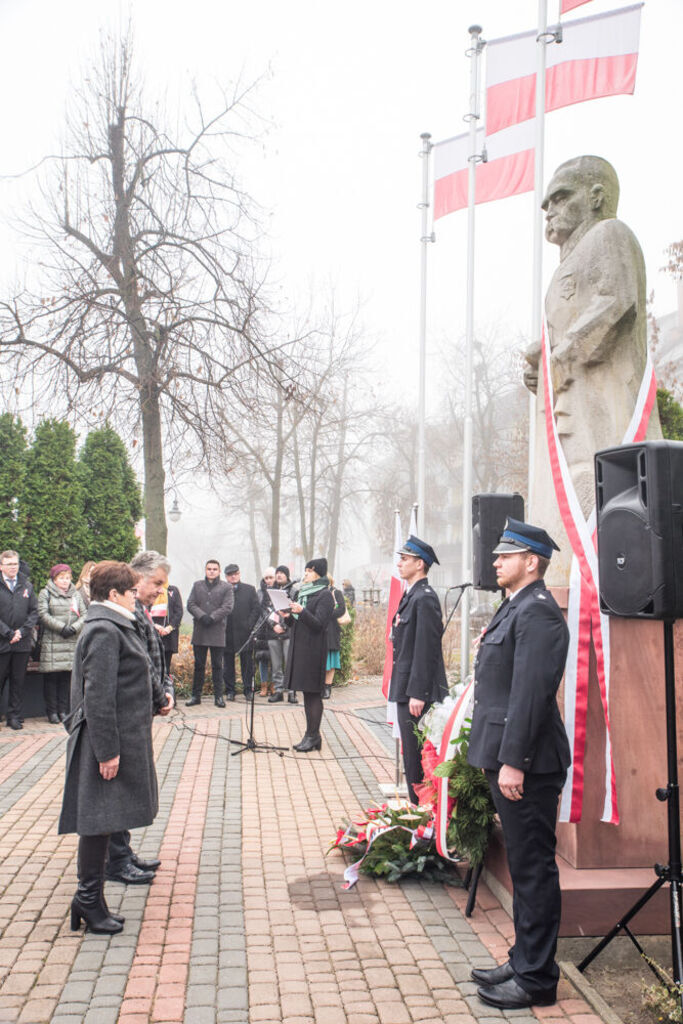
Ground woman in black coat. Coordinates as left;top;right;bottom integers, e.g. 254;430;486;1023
323;577;347;699
283;557;335;752
58;561;158;935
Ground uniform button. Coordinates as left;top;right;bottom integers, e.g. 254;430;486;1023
474;699;478;705
504;717;507;722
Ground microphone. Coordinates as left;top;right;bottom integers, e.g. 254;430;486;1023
446;582;472;591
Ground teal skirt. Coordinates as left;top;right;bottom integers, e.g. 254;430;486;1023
326;650;341;671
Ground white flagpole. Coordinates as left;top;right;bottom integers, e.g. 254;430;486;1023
417;133;433;537
528;0;549;513
460;24;484;686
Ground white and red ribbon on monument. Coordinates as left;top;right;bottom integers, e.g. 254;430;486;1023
434;681;474;860
541;325;657;823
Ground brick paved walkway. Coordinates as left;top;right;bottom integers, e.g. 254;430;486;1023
0;683;606;1024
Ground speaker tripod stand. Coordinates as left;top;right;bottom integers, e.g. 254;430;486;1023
577;620;683;1010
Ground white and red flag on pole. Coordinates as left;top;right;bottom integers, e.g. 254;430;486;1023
561;0;593;13
486;3;643;137
433;120;535;220
382;511;404;737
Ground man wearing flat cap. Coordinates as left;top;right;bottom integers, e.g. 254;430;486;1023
388;535;448;804
468;518;571;1012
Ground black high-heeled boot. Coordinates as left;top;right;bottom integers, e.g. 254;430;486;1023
293;734;322;752
70;835;123;934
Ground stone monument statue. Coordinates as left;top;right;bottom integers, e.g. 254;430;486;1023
525;155;661;583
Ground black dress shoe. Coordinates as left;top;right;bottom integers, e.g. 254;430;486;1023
243;690;253;700
477;977;556;1010
287;692;299;704
47;713;60;724
268;692;284;703
214;697;225;708
471;961;515;986
185;696;201;706
58;711;67;722
131;854;161;872
7;718;22;730
293;734;322;753
105;863;155;885
227;693;235;701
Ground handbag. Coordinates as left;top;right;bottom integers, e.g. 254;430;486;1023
338;604;351;627
30;623;44;662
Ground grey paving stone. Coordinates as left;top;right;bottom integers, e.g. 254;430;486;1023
217;987;248;1011
185;1006;220;1024
59;982;94;1002
186;983;217;1006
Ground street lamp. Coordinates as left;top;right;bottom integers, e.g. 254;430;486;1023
168;496;181;523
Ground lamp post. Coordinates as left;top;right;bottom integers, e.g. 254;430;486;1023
168;495;181;523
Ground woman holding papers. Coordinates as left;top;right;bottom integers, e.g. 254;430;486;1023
282;557;335;752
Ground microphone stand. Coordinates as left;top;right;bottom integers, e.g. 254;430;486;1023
228;608;288;757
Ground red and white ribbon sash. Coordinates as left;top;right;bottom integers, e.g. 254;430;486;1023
434;681;474;860
542;325;656;823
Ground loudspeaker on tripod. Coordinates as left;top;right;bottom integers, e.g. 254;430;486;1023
472;492;524;591
595;440;683;619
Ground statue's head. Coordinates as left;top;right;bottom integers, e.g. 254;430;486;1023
542;156;619;248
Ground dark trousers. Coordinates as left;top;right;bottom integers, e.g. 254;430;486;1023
396;700;433;805
43;670;71;718
222;647;254;697
192;645;224;699
105;830;131;871
0;650;30;721
303;692;323;738
486;769;566;995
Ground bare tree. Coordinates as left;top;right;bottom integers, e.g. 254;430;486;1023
0;31;272;551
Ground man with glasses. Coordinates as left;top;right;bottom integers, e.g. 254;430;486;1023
388;535;447;804
0;550;38;730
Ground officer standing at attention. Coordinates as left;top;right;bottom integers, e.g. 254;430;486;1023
467;518;570;1012
388;535;447;805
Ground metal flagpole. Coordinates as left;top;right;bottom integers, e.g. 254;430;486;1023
460;25;484;686
417;133;434;537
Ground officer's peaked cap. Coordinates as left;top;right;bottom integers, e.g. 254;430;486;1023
397;535;440;567
492;518;560;559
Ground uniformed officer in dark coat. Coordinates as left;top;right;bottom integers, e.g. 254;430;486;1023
468;518;571;1012
388;535;448;804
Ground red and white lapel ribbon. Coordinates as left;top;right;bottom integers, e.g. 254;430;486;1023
434;681;474;860
541;325;657;823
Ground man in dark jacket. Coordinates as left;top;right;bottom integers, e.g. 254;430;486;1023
222;564;261;701
106;550;175;885
468;519;570;1012
186;560;234;707
0;549;38;730
388;535;447;804
267;564;297;704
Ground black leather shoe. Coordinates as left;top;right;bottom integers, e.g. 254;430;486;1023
47;713;60;724
477;977;556;1010
227;693;235;701
268;692;284;703
7;718;22;730
293;734;322;753
131;854;161;872
105;863;155;885
287;693;299;704
214;697;226;708
185;697;201;706
58;711;67;722
471;962;514;986
243;690;253;701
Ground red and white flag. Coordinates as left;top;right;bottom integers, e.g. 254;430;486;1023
486;3;642;136
561;0;592;12
433;120;535;220
382;510;404;737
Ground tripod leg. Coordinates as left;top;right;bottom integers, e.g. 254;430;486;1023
577;876;666;973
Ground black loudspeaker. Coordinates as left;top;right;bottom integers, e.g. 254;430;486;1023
472;493;525;591
595;441;683;619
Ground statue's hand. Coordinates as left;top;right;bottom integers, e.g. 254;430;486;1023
523;340;541;394
523;364;538;394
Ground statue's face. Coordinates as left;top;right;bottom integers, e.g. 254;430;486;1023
542;171;594;246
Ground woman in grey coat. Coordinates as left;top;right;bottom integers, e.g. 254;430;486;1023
58;561;158;935
38;564;87;723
